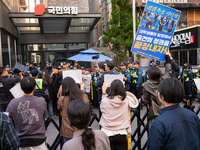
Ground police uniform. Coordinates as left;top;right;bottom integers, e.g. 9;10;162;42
121;68;131;91
180;68;193;103
130;67;143;99
91;71;99;107
195;69;200;79
144;71;149;82
111;68;119;74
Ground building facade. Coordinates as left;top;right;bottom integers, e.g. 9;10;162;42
0;0;100;68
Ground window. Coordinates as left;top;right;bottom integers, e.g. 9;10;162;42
189;50;197;65
180;51;187;66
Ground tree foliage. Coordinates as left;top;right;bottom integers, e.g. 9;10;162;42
102;0;133;63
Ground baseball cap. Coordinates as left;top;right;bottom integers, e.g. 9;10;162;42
58;65;62;70
85;68;91;73
69;65;74;69
81;66;85;70
122;62;128;66
128;60;133;64
29;64;34;68
134;61;140;65
26;63;30;66
63;62;67;65
5;65;10;68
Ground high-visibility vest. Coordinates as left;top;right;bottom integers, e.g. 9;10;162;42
183;71;189;82
131;70;138;84
146;74;149;82
35;78;43;89
196;71;200;78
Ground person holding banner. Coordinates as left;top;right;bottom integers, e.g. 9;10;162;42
99;79;138;150
130;61;143;99
57;77;89;143
82;68;92;101
120;62;131;91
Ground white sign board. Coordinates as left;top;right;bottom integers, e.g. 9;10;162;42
62;70;82;83
194;78;200;90
10;83;24;98
104;74;124;87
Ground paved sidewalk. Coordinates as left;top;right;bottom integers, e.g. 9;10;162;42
46;101;200;150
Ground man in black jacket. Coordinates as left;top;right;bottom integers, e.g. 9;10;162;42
0;67;22;111
51;66;62;116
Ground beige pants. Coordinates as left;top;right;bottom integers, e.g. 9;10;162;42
19;141;46;150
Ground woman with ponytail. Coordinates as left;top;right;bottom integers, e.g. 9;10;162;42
62;100;111;150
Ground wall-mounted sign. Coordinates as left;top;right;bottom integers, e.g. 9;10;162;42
48;6;78;15
142;0;187;3
171;32;194;48
170;26;199;50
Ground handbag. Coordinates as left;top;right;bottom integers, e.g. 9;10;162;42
36;84;49;102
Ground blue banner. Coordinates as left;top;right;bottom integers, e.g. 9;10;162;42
131;1;181;62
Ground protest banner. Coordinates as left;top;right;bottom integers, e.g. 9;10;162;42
10;83;24;98
62;70;82;83
104;74;124;87
131;1;181;62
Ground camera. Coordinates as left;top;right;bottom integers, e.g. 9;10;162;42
92;55;99;60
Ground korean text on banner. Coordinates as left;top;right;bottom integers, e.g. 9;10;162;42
10;83;24;98
131;1;181;62
104;74;124;87
62;70;82;83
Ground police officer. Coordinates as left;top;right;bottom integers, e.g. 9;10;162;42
128;60;134;73
91;66;99;108
25;63;30;69
130;61;143;99
74;61;81;69
195;64;200;78
5;65;12;76
58;65;63;74
121;62;131;91
179;63;193;104
30;68;48;97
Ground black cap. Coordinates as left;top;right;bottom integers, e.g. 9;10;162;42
122;62;128;66
134;61;140;65
81;66;85;70
128;60;133;64
29;64;34;68
63;62;67;65
5;65;10;68
155;61;160;66
58;65;62;70
37;64;41;67
85;68;91;73
69;65;74;69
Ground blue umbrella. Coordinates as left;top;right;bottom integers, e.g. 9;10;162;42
68;48;112;62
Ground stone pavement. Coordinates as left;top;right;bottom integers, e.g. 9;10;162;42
46;101;200;150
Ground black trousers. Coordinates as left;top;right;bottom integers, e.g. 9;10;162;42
109;135;127;150
130;84;142;99
184;81;193;104
52;92;58;114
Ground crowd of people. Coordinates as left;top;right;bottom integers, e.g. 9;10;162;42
0;51;200;150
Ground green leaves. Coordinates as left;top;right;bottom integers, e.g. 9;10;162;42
102;0;138;62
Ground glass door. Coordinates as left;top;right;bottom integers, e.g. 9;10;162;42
30;52;42;66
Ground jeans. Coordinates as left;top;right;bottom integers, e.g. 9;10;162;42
45;99;53;118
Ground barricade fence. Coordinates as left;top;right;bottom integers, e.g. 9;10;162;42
45;102;200;150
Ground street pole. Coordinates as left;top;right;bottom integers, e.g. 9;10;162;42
132;0;137;61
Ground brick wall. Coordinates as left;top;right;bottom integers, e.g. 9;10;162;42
48;0;89;13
